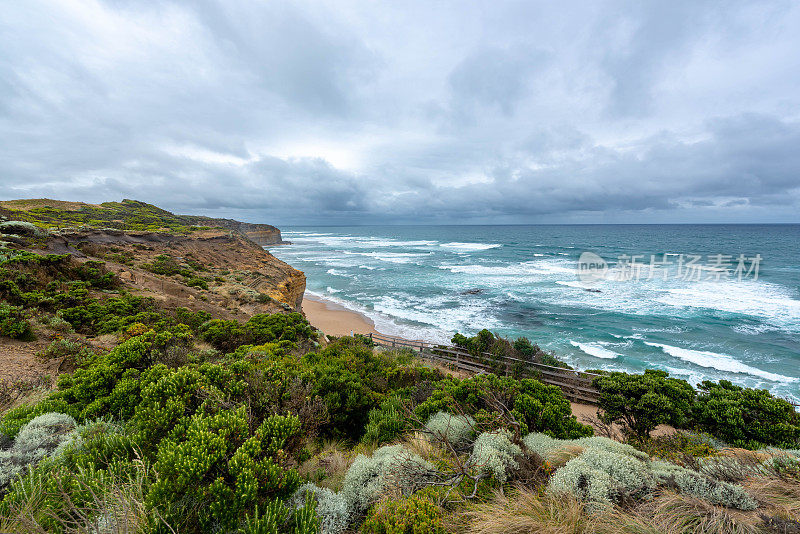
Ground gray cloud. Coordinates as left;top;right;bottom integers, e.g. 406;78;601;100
1;0;799;225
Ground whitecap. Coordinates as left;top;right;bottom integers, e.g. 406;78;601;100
440;242;502;251
570;341;620;359
644;342;797;383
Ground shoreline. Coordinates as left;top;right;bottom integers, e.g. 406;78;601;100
302;292;379;337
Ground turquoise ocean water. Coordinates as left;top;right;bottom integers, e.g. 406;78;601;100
269;225;800;401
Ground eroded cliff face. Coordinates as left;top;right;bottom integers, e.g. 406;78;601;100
44;227;305;312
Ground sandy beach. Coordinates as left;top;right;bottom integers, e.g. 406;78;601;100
302;292;379;337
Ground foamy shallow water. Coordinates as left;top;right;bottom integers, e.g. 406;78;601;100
272;224;800;402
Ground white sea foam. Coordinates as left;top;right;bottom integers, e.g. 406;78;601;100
644;342;797;383
556;280;591;289
438;262;549;276
570;341;619;359
656;280;800;333
326;286;341;294
325;268;352;277
440;242;501;251
342;251;431;264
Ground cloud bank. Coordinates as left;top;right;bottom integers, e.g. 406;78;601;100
1;0;799;224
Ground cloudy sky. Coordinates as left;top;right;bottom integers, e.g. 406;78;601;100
1;1;799;224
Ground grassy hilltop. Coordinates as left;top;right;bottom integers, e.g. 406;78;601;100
0;200;799;533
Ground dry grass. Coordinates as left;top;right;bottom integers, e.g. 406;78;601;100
403;431;443;463
299;440;354;491
454;486;591;534
743;475;800;522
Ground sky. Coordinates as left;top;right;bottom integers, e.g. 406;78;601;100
1;0;800;225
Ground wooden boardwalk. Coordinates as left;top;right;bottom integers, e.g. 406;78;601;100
369;332;602;404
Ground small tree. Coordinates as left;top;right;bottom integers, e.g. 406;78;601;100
593;369;695;441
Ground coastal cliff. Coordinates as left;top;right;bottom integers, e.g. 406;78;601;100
180;215;285;246
0;198;304;310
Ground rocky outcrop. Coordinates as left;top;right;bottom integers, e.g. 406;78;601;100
181;216;284;246
44;227;305;311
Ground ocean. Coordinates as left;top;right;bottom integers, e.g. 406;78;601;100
269;225;800;402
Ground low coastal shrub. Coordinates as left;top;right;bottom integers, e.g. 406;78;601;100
651;459;757;510
37;338;94;366
593;369;695;440
0;412;78;488
693;380;800;449
291;482;350;534
424;411;475;449
341;444;433;513
540;432;757;510
415;374;593;439
200;312;313;352
363;394;408;445
0;221;41;237
0;302;33;340
469;429;522;483
361;488;446;534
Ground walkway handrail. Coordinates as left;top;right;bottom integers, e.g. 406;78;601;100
369;331;602;404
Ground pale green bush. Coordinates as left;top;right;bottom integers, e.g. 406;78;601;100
523;433;647;462
341;444;433;513
469;429;522;483
424;411;475;448
290;482;350;534
0;220;41;237
548;456;616;507
547;446;654;507
0;412;78;488
651;459;757;510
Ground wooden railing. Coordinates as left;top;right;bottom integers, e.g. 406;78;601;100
369;332;602;404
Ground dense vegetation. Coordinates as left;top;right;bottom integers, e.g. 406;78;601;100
1;246;799;532
593;370;800;448
0;199;212;233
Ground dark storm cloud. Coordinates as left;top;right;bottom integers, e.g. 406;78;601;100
1;0;799;224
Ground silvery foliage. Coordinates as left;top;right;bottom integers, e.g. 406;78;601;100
0;220;42;237
469;429;522;483
523;432;647;462
535;431;757;510
548;447;655;507
424;412;475;448
0;412;78;487
651;460;757;510
341;444;434;513
291;483;350;534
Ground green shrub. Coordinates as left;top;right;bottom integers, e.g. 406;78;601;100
37;338;94;366
184;276;208;290
415;374;592;439
147;408;302;530
361;488;445;534
0;302;33;340
363;395;408;445
693;380;800;449
200;312;313;353
593;369;695;440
